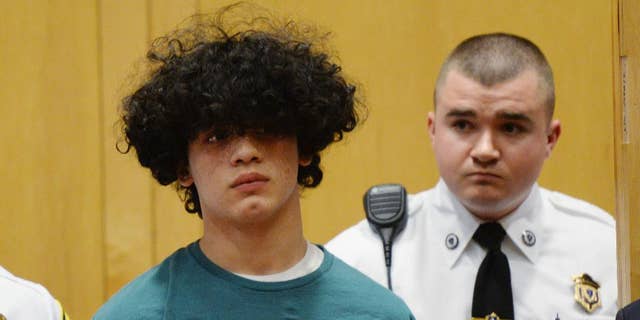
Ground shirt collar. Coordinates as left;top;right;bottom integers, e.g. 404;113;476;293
431;179;482;269
432;179;542;268
501;184;542;264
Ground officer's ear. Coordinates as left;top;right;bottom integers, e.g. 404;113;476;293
545;120;561;157
427;111;436;146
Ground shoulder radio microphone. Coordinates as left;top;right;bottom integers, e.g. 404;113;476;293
363;183;408;291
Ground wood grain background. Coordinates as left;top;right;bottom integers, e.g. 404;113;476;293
0;1;625;318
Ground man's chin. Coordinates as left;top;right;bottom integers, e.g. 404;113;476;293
467;209;511;221
460;195;515;221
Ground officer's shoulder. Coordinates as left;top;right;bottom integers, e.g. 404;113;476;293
0;265;57;307
407;189;432;215
328;188;432;240
541;188;614;227
325;218;372;253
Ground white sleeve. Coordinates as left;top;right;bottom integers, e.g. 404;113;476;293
0;266;64;320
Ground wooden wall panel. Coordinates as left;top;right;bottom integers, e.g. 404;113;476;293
100;0;155;300
617;0;640;304
0;1;104;319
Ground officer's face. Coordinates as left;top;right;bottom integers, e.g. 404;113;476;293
428;68;561;221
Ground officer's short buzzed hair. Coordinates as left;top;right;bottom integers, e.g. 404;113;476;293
434;33;555;118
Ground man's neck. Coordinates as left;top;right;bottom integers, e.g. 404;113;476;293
198;199;307;276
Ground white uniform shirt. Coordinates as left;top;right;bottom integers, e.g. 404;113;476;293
327;180;617;320
0;265;63;320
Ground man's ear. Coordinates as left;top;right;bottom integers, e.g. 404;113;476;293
177;166;193;187
545;119;562;157
427;111;436;146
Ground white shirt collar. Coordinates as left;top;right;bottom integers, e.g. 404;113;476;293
432;179;542;268
501;184;542;264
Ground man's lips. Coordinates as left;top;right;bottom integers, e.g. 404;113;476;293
231;172;269;188
466;171;502;179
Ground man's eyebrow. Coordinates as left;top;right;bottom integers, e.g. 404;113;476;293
496;111;533;124
445;109;476;118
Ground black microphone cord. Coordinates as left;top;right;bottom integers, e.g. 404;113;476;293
385;243;393;290
380;228;395;291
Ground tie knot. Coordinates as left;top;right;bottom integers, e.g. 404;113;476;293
473;222;506;251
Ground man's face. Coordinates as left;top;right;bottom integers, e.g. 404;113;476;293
180;130;306;227
428;68;561;220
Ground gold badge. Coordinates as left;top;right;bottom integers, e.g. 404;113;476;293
0;313;6;320
573;273;602;312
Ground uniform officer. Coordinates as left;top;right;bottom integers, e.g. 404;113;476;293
327;33;617;320
0;265;70;320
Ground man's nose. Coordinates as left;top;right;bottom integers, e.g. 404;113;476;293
470;130;500;165
230;135;262;165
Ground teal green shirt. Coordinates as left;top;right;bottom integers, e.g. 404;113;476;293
93;241;414;320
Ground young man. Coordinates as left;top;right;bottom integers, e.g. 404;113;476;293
93;5;413;320
0;265;70;319
327;33;617;319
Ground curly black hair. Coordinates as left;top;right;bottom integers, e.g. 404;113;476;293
118;3;363;216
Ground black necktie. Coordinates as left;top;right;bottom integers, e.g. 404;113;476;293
471;222;514;320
